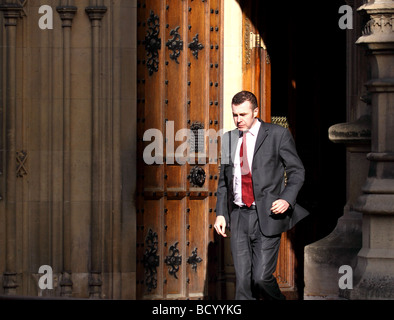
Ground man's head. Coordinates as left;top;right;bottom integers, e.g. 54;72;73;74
231;91;259;131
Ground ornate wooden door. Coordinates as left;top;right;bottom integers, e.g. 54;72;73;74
136;0;223;299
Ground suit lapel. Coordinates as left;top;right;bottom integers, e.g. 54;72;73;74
253;119;269;158
230;129;239;164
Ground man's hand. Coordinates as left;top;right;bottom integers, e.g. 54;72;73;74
214;216;227;237
271;199;290;214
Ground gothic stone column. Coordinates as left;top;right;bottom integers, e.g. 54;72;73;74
0;1;23;296
85;3;107;299
56;3;78;298
304;0;369;299
348;0;394;300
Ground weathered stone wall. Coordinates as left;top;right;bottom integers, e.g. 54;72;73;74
0;0;137;299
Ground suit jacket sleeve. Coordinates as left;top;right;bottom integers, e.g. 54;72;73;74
215;131;231;225
278;128;305;208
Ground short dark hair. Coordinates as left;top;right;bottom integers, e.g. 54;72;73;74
232;91;258;110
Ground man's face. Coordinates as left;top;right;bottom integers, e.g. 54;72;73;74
232;100;258;131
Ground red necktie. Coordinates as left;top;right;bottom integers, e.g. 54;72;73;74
240;132;255;207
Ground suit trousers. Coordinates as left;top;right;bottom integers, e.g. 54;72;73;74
230;206;285;300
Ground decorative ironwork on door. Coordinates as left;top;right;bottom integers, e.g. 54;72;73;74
144;10;161;76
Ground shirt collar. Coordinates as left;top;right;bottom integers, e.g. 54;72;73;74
240;119;260;137
249;119;261;136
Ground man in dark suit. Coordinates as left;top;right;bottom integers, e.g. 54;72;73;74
214;91;309;300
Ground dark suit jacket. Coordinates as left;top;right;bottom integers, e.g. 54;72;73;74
215;118;309;236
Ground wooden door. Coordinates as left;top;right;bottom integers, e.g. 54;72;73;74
136;0;223;300
241;4;298;299
242;16;271;123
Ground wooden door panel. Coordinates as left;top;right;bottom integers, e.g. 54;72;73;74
188;1;209;127
140;199;164;297
166;165;185;190
137;0;222;300
187;198;207;296
144;166;164;190
166;0;188;143
165;199;186;297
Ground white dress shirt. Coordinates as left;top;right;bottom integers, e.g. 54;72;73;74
233;119;261;207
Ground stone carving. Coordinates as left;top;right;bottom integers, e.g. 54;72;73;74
16;151;28;178
362;14;394;36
